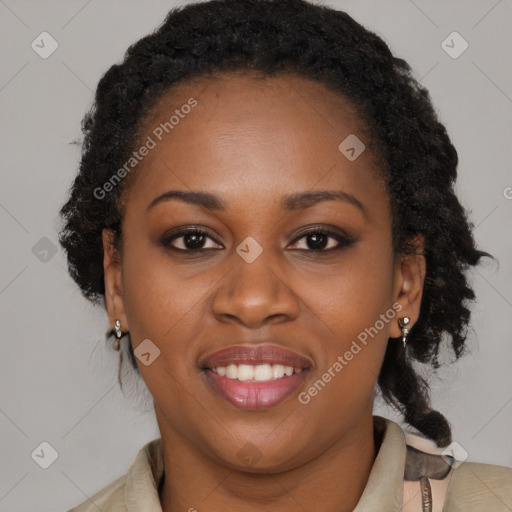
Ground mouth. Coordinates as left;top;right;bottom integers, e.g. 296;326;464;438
201;344;312;410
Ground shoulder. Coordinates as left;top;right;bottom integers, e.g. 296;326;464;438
444;461;512;511
66;437;164;512
401;426;512;511
66;474;127;512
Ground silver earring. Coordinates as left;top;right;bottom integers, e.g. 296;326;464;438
113;319;122;351
398;316;411;348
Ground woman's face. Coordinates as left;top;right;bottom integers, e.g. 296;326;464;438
103;71;424;471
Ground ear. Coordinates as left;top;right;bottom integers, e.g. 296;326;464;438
102;229;128;332
389;235;426;338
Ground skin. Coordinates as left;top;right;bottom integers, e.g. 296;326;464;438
102;70;426;512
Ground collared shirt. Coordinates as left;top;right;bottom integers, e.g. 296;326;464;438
67;416;512;512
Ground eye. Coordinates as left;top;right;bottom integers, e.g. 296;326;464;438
288;227;354;252
160;228;222;252
160;225;354;254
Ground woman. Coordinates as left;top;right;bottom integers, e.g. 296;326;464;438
59;0;512;510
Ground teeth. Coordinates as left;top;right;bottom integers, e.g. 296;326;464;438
254;364;273;381
226;364;238;379
211;363;304;382
272;364;285;379
237;364;255;381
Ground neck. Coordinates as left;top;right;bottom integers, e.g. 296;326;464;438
158;413;380;512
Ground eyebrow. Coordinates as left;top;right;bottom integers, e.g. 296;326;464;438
146;189;365;214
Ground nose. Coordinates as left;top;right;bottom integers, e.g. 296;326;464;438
211;250;300;328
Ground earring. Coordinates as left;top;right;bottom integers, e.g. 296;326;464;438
398;316;411;348
113;319;122;351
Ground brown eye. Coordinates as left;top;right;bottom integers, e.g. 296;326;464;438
161;228;222;252
289;228;354;252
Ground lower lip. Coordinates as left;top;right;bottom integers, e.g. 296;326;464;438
204;369;309;409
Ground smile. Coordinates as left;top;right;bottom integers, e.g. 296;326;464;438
212;363;304;382
204;365;309;410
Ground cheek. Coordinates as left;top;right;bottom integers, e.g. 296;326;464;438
302;239;395;396
120;242;199;361
121;235;202;329
120;251;201;402
307;240;396;340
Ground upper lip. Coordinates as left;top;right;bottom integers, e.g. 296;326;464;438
201;343;313;370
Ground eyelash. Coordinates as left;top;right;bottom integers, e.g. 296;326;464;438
160;226;355;254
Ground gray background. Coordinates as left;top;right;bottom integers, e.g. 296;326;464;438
0;0;511;510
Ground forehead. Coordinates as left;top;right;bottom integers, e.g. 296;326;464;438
123;70;385;212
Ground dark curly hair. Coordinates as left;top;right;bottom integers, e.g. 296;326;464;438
59;0;491;447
